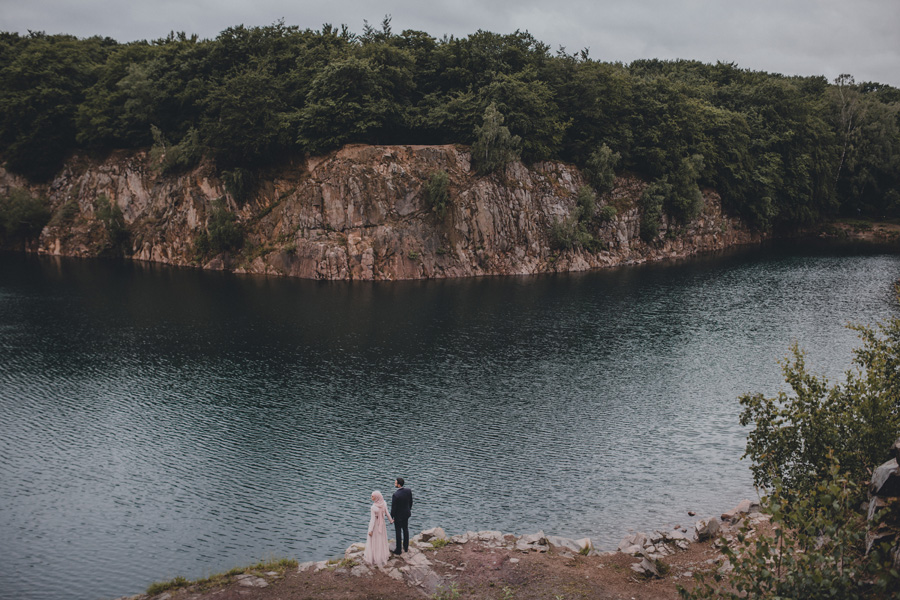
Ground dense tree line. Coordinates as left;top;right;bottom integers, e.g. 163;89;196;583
1;19;899;230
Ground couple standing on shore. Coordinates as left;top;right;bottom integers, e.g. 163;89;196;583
364;477;413;566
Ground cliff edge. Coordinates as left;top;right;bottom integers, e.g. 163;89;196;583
0;144;764;280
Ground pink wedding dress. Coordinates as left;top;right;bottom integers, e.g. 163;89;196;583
363;501;391;565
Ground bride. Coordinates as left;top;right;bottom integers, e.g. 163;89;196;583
364;490;394;566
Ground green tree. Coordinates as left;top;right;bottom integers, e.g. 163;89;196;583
298;56;397;154
639;179;668;242
0;33;113;180
667;154;705;223
584;143;621;193
470;102;521;174
477;70;566;162
201;59;294;167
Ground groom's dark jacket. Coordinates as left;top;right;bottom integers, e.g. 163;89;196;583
391;487;413;520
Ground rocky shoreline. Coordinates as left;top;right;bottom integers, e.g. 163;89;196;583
113;500;767;600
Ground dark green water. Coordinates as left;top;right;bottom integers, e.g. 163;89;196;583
1;241;898;600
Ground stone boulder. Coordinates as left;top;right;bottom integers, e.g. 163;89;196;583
420;527;447;542
545;535;583;554
630;556;661;578
235;574;268;588
695;518;721;542
721;499;760;522
516;531;549;552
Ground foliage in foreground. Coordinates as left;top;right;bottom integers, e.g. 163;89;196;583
680;462;900;600
681;297;900;599
739;315;900;498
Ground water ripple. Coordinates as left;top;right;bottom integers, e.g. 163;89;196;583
0;242;898;599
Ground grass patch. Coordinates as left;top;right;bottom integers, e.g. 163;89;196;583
432;583;460;600
145;557;297;595
146;576;189;595
429;537;451;549
249;557;298;572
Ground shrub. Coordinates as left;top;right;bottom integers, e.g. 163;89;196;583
684;301;900;600
471;102;521;175
640;179;668;242
575;185;596;221
429;537;451;549
150;125;202;174
221;167;258;205
739;314;900;497
49;198;79;227
667;154;705;223
195;199;243;258
0;189;51;247
679;461;900;600
584;143;621;194
424;170;451;218
94;194;128;253
548;186;604;252
599;204;618;222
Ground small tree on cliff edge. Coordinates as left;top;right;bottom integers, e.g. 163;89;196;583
471;102;521;175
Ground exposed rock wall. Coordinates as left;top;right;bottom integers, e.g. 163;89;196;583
1;144;765;280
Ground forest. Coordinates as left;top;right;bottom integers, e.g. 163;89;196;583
1;18;899;232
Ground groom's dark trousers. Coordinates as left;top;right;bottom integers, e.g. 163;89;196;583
394;518;409;554
391;486;413;553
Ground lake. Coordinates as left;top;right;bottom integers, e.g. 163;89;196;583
1;240;898;600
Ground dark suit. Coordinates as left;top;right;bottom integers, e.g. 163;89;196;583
390;486;413;553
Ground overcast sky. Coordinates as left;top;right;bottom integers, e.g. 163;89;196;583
3;0;899;86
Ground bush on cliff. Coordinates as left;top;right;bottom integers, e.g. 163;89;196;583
424;170;451;218
584;143;621;194
0;189;51;247
149;125;202;174
221;167;258;206
94;194;128;254
471;102;521;175
549;186;603;252
194;199;243;258
639;180;667;242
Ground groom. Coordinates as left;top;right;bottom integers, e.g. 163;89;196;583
390;477;413;555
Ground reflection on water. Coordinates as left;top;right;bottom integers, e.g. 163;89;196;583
1;241;898;600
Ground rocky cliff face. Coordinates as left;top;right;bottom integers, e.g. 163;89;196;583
0;144;765;280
